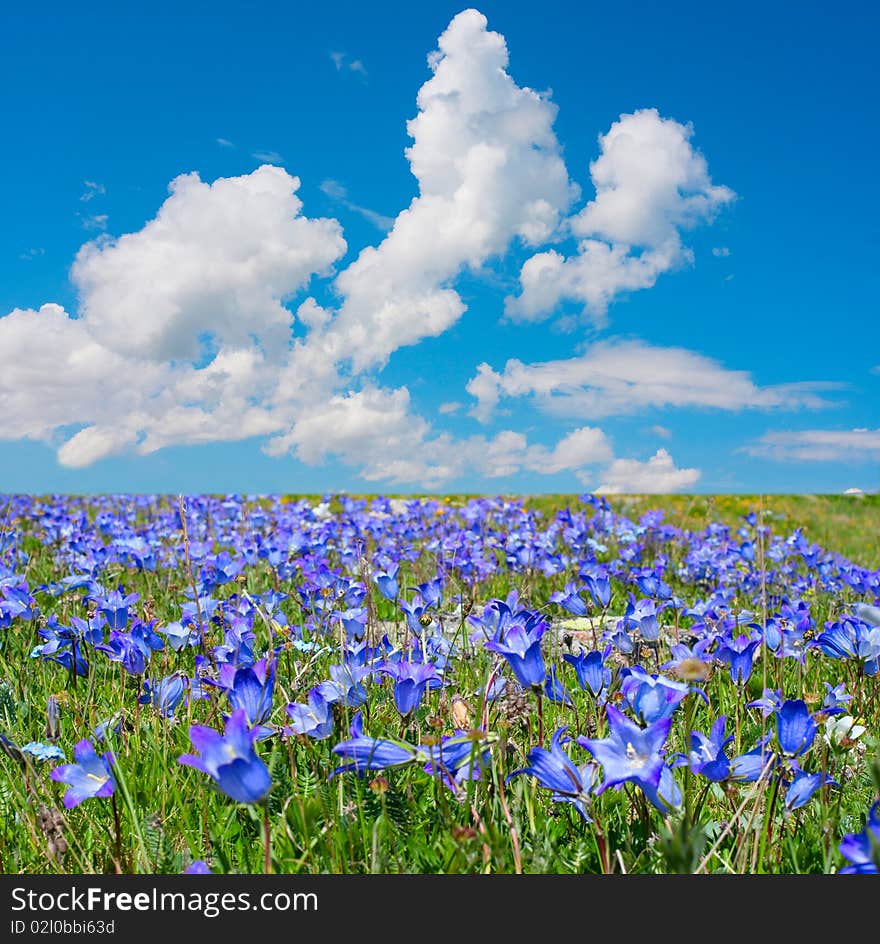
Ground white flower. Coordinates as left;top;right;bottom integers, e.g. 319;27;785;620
823;715;866;747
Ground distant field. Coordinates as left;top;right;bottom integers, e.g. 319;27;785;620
294;493;880;569
528;495;880;570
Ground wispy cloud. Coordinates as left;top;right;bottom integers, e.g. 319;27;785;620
320;178;393;232
438;401;462;415
216;137;235;149
80;181;106;203
19;247;46;261
330;50;368;78
712;246;730;257
647;424;672;439
467;338;842;423
743;428;880;462
252;150;285;165
79;213;108;232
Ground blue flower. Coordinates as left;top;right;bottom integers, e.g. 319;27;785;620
716;631;762;684
583;573;611;608
838;801;880;873
421;731;492;795
820;681;852;716
178;709;272;804
22;742;65;762
50;740;116;808
785;771;836;811
286;688;334;740
777;699;817;757
218;656;276;726
676;715;734;782
543;666;572;705
374;564;400;601
95;588;140;631
550;582;588;617
330;713;423;777
563;646;612;698
748;688;783;717
183;860;212;874
816;618;880;675
140;673;188;719
317;662;370;708
508;726;597;821
578;705;672;796
485;620;547;689
620;666;692;724
379;659;441;716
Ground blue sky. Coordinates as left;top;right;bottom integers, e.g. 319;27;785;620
2;0;878;494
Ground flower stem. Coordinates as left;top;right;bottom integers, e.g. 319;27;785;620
262;803;272;874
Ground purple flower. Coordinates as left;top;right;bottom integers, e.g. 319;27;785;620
50;740;116;808
178;709;271;804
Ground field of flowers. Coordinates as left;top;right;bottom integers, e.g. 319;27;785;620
1;492;878;874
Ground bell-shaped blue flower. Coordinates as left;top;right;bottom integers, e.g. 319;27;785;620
485;621;546;690
178;708;271;805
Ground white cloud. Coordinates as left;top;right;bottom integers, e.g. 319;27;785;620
712;246;730;257
744;429;880;462
348;59;367;77
300;8;577;374
507;108;734;321
19;248;45;261
330;51;345;70
438;401;461;414
0;305;160;442
70;164;345;362
595;448;700;494
216;137;235;148
648;424;672;439
467;338;837;421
